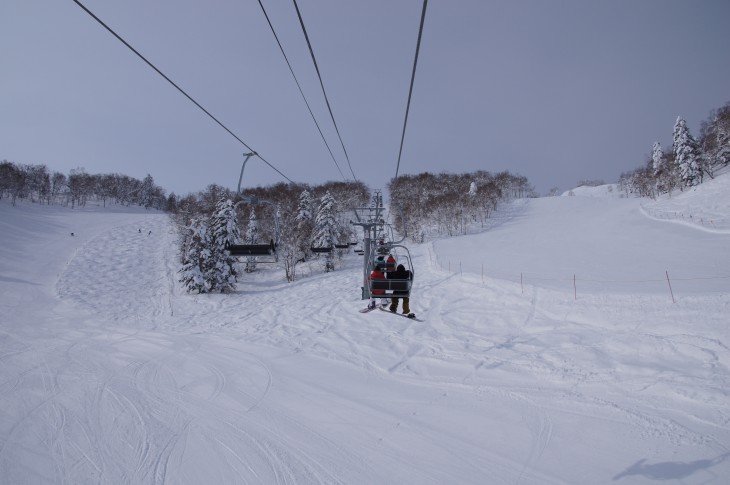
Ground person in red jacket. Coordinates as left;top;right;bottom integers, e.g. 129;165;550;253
366;256;387;310
385;253;396;273
369;268;385;296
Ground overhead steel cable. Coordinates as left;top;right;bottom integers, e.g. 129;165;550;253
70;0;293;184
291;0;357;181
395;0;428;180
256;0;346;181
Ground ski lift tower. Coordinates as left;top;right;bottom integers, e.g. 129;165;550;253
352;190;411;300
352;192;384;299
228;152;281;258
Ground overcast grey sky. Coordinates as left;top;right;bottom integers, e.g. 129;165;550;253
2;0;729;197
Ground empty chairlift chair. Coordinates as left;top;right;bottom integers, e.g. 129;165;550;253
226;239;276;257
310;245;334;254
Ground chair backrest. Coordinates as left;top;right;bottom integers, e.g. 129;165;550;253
370;279;411;293
227;243;274;256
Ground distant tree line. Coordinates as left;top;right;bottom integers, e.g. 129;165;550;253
388;170;535;240
173;180;370;291
575;179;607;188
620;101;730;197
0;160;167;209
3;158;538;291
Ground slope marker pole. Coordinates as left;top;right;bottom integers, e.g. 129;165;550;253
666;270;676;303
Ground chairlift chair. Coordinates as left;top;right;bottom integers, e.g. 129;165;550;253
226;239;276;257
352;192;414;300
366;244;414;300
229;194;281;263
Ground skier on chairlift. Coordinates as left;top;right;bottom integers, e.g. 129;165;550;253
385;253;396;272
367;256;387;309
387;264;412;315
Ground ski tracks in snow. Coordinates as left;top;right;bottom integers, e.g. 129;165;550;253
36;213;372;483
5;200;730;483
56;215;173;327
416;238;730;479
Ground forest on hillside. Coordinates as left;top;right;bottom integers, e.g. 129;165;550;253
0;157;534;291
6;99;727;292
172;180;370;290
388;171;534;240
620;101;730;197
0;162;167;210
172;169;533;292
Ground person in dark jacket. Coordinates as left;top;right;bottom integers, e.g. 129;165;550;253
387;264;411;314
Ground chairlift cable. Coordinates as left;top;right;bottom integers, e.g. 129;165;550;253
70;0;294;184
291;0;358;181
394;0;428;180
256;0;347;182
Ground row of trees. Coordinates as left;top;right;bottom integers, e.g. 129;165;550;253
174;181;370;291
0;160;168;209
176;170;536;292
3;158;536;292
388;170;535;239
620;102;730;197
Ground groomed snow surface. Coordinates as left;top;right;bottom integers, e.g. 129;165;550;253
1;174;729;484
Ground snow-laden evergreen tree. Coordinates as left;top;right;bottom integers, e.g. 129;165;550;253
465;181;479;228
295;190;313;229
701;103;730;169
468;181;477;197
651;142;664;177
244;207;258;273
275;205;283;248
651;141;674;196
179;218;211;293
673;116;703;187
206;198;240;292
140;174;156;208
312;191;337;272
295;189;314;260
713;105;730;167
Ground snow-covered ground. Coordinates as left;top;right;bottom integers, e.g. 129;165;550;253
1;174;729;484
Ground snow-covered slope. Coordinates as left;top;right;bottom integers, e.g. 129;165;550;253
561;183;623;198
433;195;729;295
1;173;729;483
641;169;730;232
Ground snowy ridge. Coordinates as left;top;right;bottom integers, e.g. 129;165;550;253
1;174;730;483
561;183;623;198
640;168;730;233
435;173;730;295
